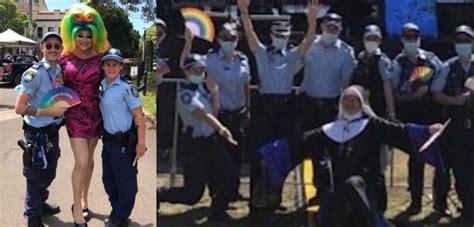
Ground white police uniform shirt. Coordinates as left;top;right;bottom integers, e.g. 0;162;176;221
302;36;356;98
99;76;142;134
18;59;63;128
205;49;251;111
177;83;215;138
254;43;301;94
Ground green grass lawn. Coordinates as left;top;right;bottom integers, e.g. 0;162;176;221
135;71;156;117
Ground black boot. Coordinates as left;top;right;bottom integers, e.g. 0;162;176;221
42;202;60;216
27;217;44;227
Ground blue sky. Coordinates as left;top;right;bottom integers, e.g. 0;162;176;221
44;0;152;35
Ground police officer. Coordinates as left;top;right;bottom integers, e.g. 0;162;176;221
391;22;446;215
300;12;356;203
237;0;319;216
203;21;251;201
157;51;239;222
14;32;66;227
99;48;147;227
432;25;474;223
350;24;396;212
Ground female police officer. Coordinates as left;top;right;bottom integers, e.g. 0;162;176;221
98;48;147;227
157;28;239;222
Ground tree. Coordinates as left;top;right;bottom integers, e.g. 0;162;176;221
85;0;155;22
99;3;141;58
0;0;28;34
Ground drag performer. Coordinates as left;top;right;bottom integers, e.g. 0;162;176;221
59;3;110;226
158;28;239;222
237;0;318;217
258;85;445;227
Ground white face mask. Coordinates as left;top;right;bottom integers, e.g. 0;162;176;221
188;73;204;84
321;32;338;44
272;37;289;50
364;41;379;54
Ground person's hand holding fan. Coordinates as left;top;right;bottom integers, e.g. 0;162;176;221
409;66;434;92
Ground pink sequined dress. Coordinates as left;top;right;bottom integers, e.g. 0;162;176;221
60;54;102;138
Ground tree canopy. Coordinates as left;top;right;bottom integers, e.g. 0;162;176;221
99;3;141;58
0;0;28;34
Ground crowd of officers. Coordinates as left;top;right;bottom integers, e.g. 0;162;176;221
156;0;474;224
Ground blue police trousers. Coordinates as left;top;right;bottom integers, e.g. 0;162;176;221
23;130;60;219
101;138;138;219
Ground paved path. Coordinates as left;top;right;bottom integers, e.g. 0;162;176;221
0;82;157;226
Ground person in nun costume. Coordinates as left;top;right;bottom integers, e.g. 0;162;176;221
258;85;446;227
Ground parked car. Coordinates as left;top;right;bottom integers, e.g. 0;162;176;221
1;54;37;86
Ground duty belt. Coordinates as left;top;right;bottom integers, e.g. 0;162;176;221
302;94;338;106
22;121;59;136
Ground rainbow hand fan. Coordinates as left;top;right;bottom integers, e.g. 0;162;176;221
409;66;433;82
181;7;215;42
40;87;81;108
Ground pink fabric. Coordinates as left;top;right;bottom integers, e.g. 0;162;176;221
60;54;102;138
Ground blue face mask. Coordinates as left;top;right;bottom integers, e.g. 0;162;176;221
219;41;237;53
321;32;338;45
403;39;420;54
455;43;472;57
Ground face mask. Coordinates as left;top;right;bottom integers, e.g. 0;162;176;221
219;41;237;53
188;73;204;84
321;32;338;45
364;41;379;54
455;43;472;57
272;37;289;50
403;39;420;55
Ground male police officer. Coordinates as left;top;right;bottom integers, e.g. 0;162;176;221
391;23;446;215
300;12;356;203
237;0;318;216
14;32;67;227
432;25;474;223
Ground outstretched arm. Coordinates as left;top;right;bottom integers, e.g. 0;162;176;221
180;27;194;70
295;0;319;57
238;0;261;52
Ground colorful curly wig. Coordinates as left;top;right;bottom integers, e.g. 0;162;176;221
60;3;110;55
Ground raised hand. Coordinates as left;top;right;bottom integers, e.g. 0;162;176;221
306;0;320;23
184;27;194;43
237;0;250;11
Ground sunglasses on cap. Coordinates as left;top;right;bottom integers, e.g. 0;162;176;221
45;43;62;50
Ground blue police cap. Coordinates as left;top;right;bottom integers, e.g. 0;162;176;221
183;54;206;69
322;13;342;28
41;32;62;43
271;21;292;36
363;24;382;38
101;48;123;63
455;25;473;39
218;22;239;37
402;23;420;34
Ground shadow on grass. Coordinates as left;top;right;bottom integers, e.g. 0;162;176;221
157;206;308;227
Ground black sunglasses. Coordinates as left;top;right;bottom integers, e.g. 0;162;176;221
45;43;62;50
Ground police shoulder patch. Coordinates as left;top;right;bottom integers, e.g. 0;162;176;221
22;69;38;82
130;85;139;97
181;92;192;104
